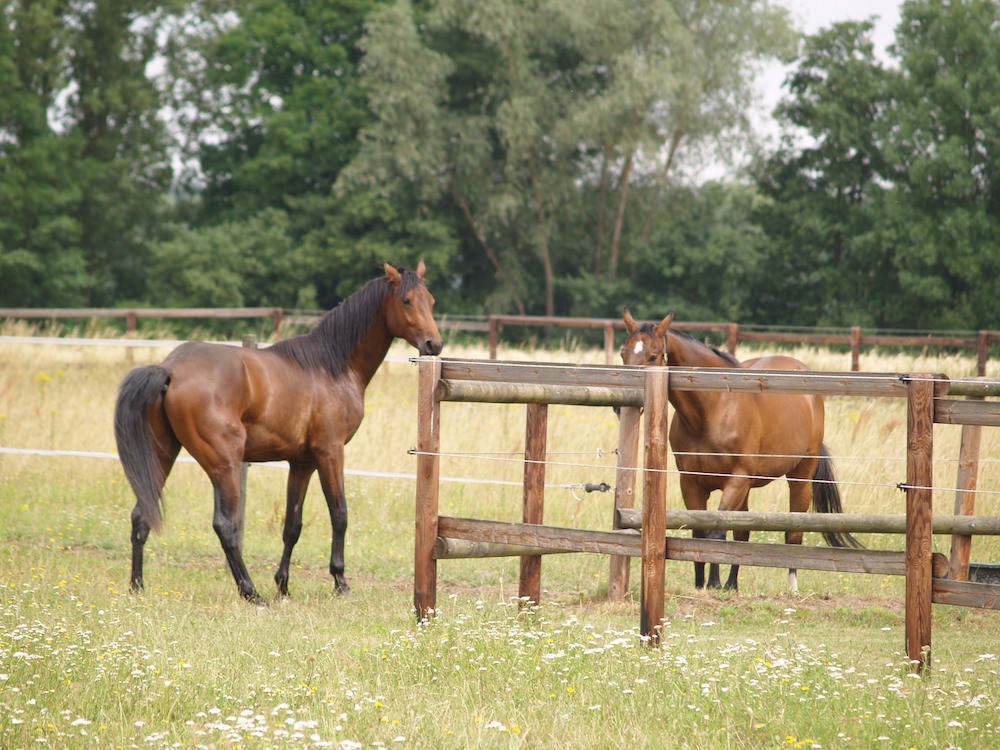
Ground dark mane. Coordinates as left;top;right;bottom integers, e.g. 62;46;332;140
667;325;740;367
269;267;423;374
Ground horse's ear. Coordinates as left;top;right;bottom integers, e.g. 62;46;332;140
384;262;402;287
623;308;637;334
416;259;427;279
654;312;673;339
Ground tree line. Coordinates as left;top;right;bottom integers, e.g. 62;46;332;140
3;0;999;333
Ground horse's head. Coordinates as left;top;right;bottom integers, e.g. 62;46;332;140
621;309;673;366
384;260;444;356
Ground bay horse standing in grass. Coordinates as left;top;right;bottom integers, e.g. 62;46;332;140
115;262;443;604
621;310;860;592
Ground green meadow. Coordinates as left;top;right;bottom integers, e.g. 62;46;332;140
1;324;999;748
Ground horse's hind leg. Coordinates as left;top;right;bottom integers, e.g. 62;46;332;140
130;431;180;593
785;462;817;594
274;464;314;597
210;469;266;605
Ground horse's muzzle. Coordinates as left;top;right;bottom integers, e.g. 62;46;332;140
419;339;444;356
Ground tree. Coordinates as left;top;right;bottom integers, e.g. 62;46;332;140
874;0;1000;329
750;20;892;326
146;208;309;307
753;1;1000;329
0;1;177;306
339;0;796;317
170;0;380;220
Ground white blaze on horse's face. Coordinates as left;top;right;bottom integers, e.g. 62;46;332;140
633;340;644;355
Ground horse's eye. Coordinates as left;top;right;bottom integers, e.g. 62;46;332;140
402;296;412;306
648;355;658;363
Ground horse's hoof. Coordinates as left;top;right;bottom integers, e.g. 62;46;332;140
335;583;351;597
243;591;269;608
129;580;144;594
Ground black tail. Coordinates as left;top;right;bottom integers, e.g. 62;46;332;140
812;444;864;549
114;365;172;532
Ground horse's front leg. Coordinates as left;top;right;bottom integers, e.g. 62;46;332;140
274;464;314;597
715;480;751;591
316;445;350;595
679;475;711;589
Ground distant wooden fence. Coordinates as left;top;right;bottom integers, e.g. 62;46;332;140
484;315;1000;375
2;308;998;373
413;357;1000;671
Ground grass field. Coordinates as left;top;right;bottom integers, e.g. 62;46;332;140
1;325;999;748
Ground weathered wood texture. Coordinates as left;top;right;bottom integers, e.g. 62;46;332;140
932;578;1000;609
949;411;983;580
608;405;641;600
437;517;641;557
414;357;442;621
614;507;1000;536
519;404;547;604
641;370;669;642
906;375;936;671
433;518;948;578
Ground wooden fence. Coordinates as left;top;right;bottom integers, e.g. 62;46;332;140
413;358;1000;672
2;307;998;373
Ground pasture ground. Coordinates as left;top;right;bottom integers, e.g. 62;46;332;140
1;326;999;748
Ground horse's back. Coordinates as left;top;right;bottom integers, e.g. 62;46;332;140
159;341;359;463
742;354;810;372
736;354;824;459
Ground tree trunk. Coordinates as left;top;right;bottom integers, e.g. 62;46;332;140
453;187;526;315
593;143;611;274
609;148;635;280
641;131;684;242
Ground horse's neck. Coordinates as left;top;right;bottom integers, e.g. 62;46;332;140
347;317;394;387
666;333;732;435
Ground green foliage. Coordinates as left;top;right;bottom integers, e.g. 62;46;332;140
146;208;315;308
174;0;383;222
341;0;796;317
753;0;1000;329
8;0;1000;332
0;1;177;306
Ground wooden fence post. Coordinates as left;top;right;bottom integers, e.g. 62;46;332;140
905;374;935;672
640;369;669;643
488;317;499;360
609;405;641;600
851;327;861;371
519;403;548;604
414;357;442;621
603;323;615;364
948;402;982;581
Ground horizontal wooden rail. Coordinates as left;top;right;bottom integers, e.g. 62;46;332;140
615;508;1000;536
438;517;641;557
932;578;1000;609
0;306;282;319
434;517;949;577
436;379;643;407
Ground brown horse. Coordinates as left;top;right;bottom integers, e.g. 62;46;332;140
621;310;860;592
115;262;443;604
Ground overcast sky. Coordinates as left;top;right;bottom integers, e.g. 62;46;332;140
707;0;904;179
